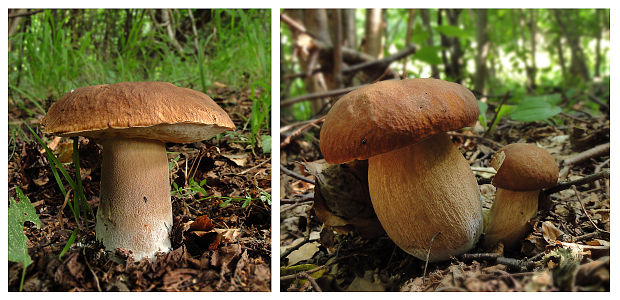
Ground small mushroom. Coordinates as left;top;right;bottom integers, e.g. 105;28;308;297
320;78;483;261
42;82;235;260
483;143;559;249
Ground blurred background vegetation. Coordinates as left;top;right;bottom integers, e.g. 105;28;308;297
280;9;610;130
8;8;271;153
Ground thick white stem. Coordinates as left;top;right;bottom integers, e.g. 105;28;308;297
483;189;538;249
368;133;483;261
95;138;172;260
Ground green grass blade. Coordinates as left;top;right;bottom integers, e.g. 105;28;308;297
58;228;78;261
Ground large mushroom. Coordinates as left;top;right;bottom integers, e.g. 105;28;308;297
483;143;558;249
320;78;482;261
42;81;235;260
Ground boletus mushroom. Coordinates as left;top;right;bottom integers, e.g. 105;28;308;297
42;82;235;260
319;78;483;261
483;143;558;249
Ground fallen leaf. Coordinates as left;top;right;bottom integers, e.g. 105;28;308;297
221;153;248;167
542;221;564;243
286;242;320;266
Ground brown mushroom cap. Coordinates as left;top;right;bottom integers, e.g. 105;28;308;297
319;78;479;164
491;143;559;191
42;81;235;143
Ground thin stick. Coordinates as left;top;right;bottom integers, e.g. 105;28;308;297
83;248;102;292
483;91;510;137
280;164;316;185
563;142;610;166
280;117;325;148
422;231;441;284
281;236;310;259
572;185;609;234
544;169;609;195
236;158;270;175
281;84;369;107
280;265;327;281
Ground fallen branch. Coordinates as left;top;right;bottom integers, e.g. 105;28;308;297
563;142;610;166
280;117;325;148
544;169;609;195
280;235;310;259
280;164;316;185
281;84;369;107
572;185;609;234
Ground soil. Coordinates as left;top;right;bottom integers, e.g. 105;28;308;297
8;87;271;291
280;113;609;292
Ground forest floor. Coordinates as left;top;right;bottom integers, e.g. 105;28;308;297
8;87;271;291
280;113;609;292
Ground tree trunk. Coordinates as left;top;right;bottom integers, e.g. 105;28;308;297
420;9;440;78
342;9;357;49
555;36;567;82
364;8;383;58
474;9;489;95
402;9;416;79
594;9;603;78
527;9;538;90
439;9;464;83
553;9;590;82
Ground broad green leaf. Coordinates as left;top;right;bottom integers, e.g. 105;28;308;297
509;97;562;122
411;23;430;44
8;187;41;268
436;25;468;37
413;46;442;65
490;104;516;133
261;135;272;154
478;101;489;130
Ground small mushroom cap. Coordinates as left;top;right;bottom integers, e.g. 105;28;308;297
491;143;559;191
42;82;235;143
319;78;479;164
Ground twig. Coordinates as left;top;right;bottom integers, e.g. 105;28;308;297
301;272;323;292
281;84;369;107
544;169;609;195
58;188;73;231
572;231;601;242
280;265;327;281
572;185;609;234
280;117;325;148
9;9;44;18
342;45;417;74
461;253;501;260
422;231;441;284
586;92;609;112
82;248;102;292
236;158;270;176
483;91;510;138
563;142;610;166
281;236;310;259
280;164;316;185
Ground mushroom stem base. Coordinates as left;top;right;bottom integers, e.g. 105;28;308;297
368;133;482;261
483;189;539;249
96;138;173;260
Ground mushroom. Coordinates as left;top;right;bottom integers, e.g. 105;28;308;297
483;143;558;249
42;82;235;260
319;78;483;261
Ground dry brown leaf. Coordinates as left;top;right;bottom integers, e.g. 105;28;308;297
542;221;564;243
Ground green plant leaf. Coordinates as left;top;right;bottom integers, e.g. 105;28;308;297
8;187;41;268
478;101;488;130
261;135;272;154
509;96;562;122
489;104;516;133
436;25;468;37
413;46;442;65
